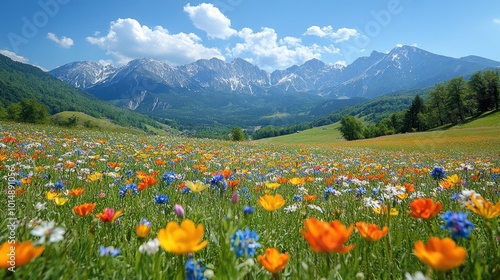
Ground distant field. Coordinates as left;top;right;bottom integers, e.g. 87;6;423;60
259;110;500;153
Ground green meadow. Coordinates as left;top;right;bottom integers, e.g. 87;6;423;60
0;116;499;279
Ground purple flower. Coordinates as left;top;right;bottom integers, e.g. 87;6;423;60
174;204;185;218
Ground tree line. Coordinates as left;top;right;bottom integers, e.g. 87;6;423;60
339;69;499;140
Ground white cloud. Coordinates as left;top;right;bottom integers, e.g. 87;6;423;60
227;27;336;71
493;18;500;24
47;33;74;48
303;25;359;42
86;18;224;66
184;3;236;39
0;49;29;63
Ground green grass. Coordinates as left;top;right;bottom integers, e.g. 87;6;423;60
259;122;343;145
259;110;500;153
447;110;500;129
51;111;178;135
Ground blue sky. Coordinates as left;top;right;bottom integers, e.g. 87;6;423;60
1;0;499;72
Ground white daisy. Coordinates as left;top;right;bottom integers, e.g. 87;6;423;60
31;221;66;244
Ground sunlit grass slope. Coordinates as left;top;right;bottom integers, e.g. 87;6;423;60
259;110;500;153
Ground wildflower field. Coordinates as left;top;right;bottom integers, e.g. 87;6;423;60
0;121;499;279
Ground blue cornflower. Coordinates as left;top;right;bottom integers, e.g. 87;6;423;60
155;194;169;204
185;257;206;280
293;195;303;202
450;193;461;200
210;174;224;185
431;166;446;180
230;228;261;258
355;187;367;198
324;187;336;200
99;245;121;257
441;211;474;240
119;183;139;198
243;206;254;215
162;172;178;186
54;180;64;190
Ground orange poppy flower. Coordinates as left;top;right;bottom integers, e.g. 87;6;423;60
355;221;388;242
68;187;85;197
73;203;97;216
258;194;286;211
0;240;44;269
301;218;354;254
155;159;165;165
257;248;290;274
304;194;317;201
223;168;232;179
413;237;466;271
64;161;75;169
408;198;443;219
227;180;239;189
107;162;121;169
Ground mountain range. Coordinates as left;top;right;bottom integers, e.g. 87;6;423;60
50;45;500;102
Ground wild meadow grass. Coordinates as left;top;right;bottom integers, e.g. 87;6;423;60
0;121;499;279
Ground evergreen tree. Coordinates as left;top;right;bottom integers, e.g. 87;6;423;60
403;95;426;132
339;115;365;141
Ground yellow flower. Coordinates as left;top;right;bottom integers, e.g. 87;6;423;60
257;248;290;274
54;197;69;206
289;177;306;185
0;240;44;268
185;181;210;193
265;182;281;189
414;237;466;271
157;219;208;254
258;194;286;211
88;172;103;182
46;191;59;200
465;196;500;220
373;205;398;216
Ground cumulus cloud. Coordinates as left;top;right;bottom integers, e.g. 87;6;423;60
303;25;359;42
184;3;236;39
227;27;338;71
0;49;29;63
86;18;224;66
47;33;74;48
493;18;500;24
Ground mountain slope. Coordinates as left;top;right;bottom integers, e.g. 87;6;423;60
0;54;171;132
